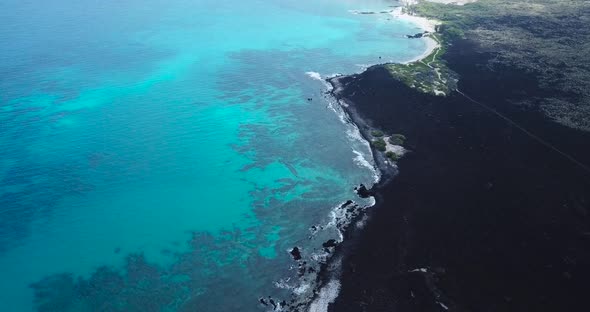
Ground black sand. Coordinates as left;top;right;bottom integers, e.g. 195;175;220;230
327;39;590;311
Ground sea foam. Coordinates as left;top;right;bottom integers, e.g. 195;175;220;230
305;71;323;81
308;280;341;312
353;150;380;183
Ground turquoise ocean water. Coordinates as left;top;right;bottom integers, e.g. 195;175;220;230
0;0;426;310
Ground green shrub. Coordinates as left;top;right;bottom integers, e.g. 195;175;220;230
371;130;384;137
372;138;387;152
385;151;399;161
388;134;406;145
441;24;465;39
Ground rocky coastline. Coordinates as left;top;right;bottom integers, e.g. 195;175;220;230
320;1;590;310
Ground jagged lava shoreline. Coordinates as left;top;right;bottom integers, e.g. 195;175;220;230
319;0;590;310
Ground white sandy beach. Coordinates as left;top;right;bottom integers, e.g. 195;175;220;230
390;7;439;33
392;0;478;63
403;0;476;5
389;7;441;63
403;36;439;64
427;0;476;5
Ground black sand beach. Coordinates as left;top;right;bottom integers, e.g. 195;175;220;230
327;39;590;311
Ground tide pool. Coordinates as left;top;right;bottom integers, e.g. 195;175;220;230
0;0;427;311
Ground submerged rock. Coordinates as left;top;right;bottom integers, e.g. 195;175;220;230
290;247;302;261
355;184;374;198
406;31;429;39
269;298;277;309
322;239;338;248
340;200;354;208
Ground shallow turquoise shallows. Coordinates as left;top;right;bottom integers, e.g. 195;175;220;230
0;0;426;310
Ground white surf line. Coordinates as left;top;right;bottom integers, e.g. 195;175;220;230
456;89;590;175
305;71;323;81
307;280;341;312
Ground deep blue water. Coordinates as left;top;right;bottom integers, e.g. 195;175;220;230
0;0;427;310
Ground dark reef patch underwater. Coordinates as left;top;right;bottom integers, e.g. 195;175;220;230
6;0;590;311
0;0;432;311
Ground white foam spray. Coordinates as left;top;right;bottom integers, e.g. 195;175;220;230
307;280;341;312
305;71;323;81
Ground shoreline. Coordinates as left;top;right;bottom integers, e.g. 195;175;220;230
301;3;448;311
391;7;439;33
313;1;590;311
322;24;590;312
328;74;397;180
350;2;442;64
403;36;439;64
391;6;441;64
295;0;589;310
314;71;399;312
268;3;450;310
297;76;391;311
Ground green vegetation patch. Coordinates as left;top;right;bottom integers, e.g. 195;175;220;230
386;33;457;96
410;0;590;131
371;130;384;137
388;134;406;145
372;138;387;152
385;151;399;161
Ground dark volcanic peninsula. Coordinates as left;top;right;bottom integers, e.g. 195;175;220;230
326;9;590;312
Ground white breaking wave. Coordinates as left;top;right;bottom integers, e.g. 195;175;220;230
310;249;331;263
345;127;364;144
366;196;376;207
327;100;348;124
306;71;334;91
293;61;383;312
325;87;377;184
325;198;374;242
352;150;374;172
305;71;323;81
347;124;380;183
352;149;380;183
327;204;347;242
281;196;376;310
438;301;450;310
409;268;428;273
274;278;292;290
307;280;341;312
274;277;311;296
294;282;311;296
355;64;372;71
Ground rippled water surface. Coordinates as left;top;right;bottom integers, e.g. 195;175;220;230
0;0;426;310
